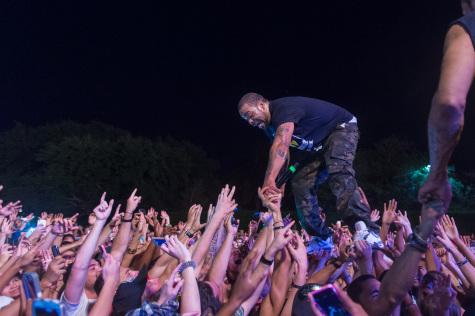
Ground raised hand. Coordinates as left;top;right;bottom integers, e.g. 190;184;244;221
1;218;13;235
161;235;192;263
101;253;121;285
270;221;295;251
160;210;170;226
18;240;44;267
40;250;53;272
224;214;239;236
14;237;31;258
248;220;258;237
28;225;47;242
68;213;79;225
257;187;282;213
259;211;273;227
145;207;158;227
214;185;238;219
191;205;207;232
52;218;79;236
287;233;308;268
394;211;412;235
228;251;269;304
0;200;22;217
109;204;122;228
0;244;13;265
435;222;457;253
354;240;372;261
93;192;115;222
126;188;142;214
157;265;184;305
46;256;67;281
418;177;452;212
440;215;459;241
135;212;147;233
382;199;397;225
206;204;216;222
370;209;380;222
385;231;396;250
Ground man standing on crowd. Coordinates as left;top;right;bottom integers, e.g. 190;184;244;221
238;93;380;249
419;0;475;212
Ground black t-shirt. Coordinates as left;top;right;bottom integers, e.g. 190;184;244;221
268;96;353;152
452;11;475;50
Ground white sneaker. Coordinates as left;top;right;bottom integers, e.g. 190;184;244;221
354;221;384;249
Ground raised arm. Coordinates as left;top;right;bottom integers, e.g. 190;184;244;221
111;189;141;262
440;215;475;266
89;253;121;316
370;204;438;315
282;234;309;316
64;193;114;304
262;122;294;192
192;185;236;269
161;235;200;315
353;240;374;276
436;222;475;290
218;221;294;315
261;246;293;316
206;214;238;288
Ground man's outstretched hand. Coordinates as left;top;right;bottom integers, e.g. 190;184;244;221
418;176;452;213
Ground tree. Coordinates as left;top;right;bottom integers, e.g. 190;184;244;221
0;122;219;218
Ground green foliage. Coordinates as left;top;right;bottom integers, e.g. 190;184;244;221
353;136;474;214
0;122;220;217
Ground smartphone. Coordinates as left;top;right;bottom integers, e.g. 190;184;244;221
308;284;351;316
51;245;60;257
32;299;62;316
152;237;166;246
22;272;42;300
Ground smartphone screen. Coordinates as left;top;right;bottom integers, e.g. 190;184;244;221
309;285;351;316
152;237;166;246
51;245;60;257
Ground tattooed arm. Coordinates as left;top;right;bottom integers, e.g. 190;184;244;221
263;122;294;192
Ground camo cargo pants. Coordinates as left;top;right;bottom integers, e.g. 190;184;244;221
291;122;375;239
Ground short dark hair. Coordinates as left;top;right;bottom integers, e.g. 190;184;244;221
347;274;377;303
237;92;267;111
198;281;221;314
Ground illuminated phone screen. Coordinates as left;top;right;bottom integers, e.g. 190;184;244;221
310;287;351;316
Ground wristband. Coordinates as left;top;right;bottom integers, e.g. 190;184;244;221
122;218;133;223
330;260;343;269
127;248;137;255
406;231;428;253
273;226;284;231
291;282;303;289
178;260;196;274
260;256;273;266
457;258;469;267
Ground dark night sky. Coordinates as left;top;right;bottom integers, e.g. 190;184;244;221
1;1;474;175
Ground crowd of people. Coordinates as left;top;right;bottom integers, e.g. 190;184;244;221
0;183;474;316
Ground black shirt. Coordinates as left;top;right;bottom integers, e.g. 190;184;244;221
452;11;475;50
268;96;353;152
